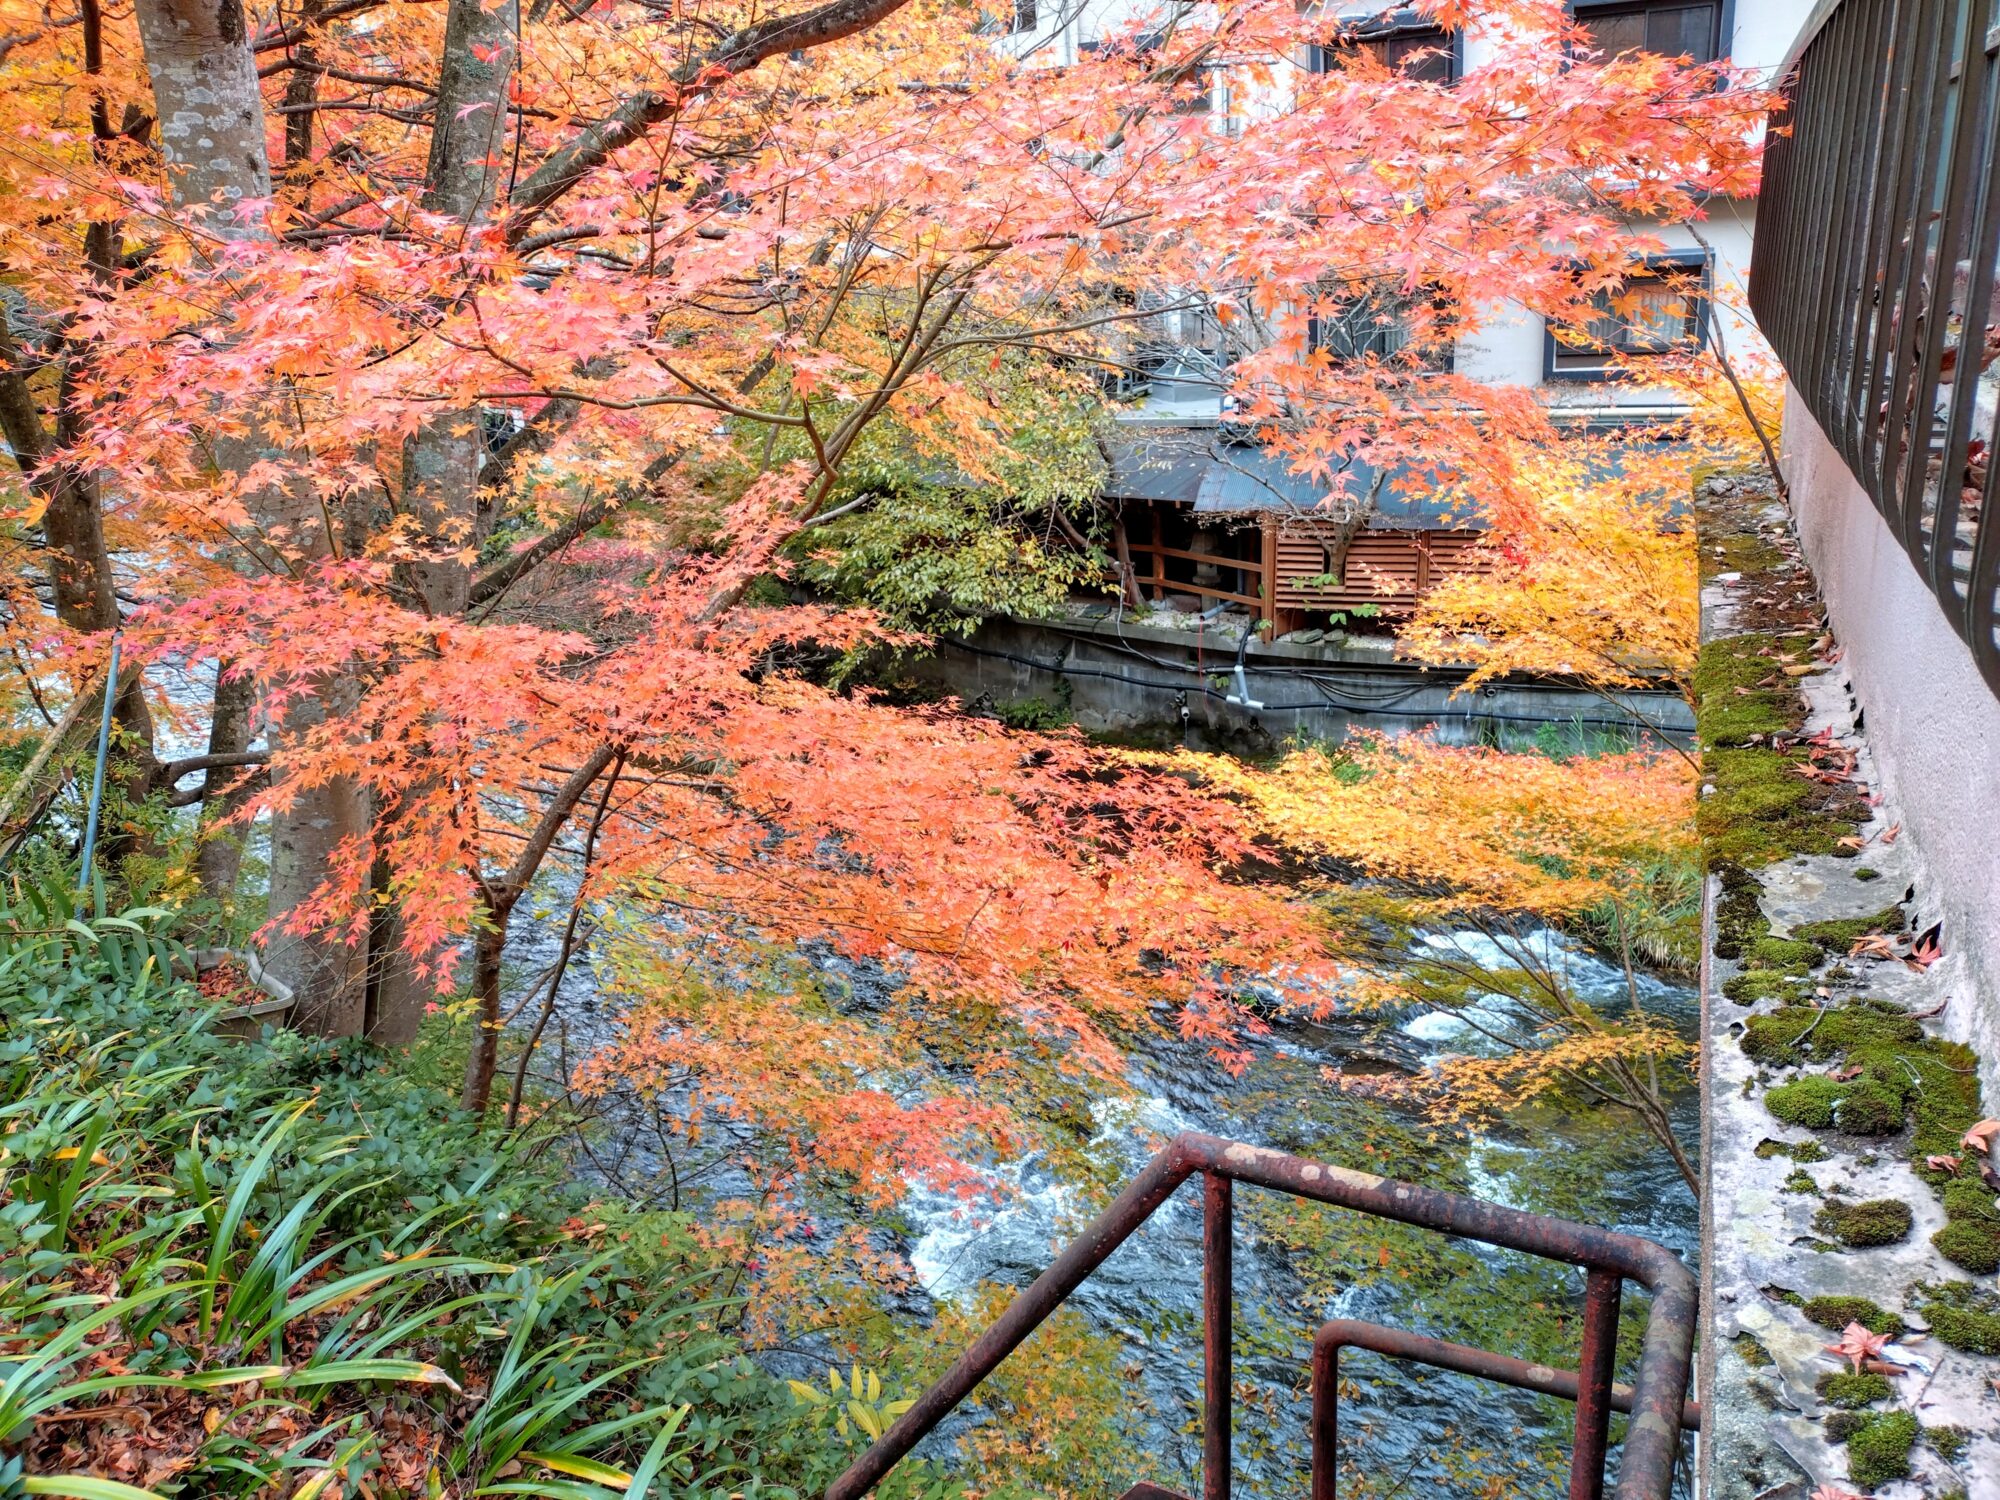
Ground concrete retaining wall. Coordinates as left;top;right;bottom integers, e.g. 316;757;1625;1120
913;611;1693;752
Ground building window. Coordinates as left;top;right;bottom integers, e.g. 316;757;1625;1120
1572;0;1721;62
1009;0;1036;33
1308;15;1458;84
1309;285;1458;371
1545;253;1709;380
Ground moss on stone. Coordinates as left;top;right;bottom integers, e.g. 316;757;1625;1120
1919;1282;2000;1355
1792;907;1905;954
1931;1219;2000;1275
1813;1197;1914;1246
1700;746;1865;866
1768;1075;1845;1129
1817;1370;1894;1408
1742;935;1824;971
1724;969;1817;1007
1834;1080;1907;1136
1712;862;1769;961
1730;1330;1774;1368
1823;1411;1870;1443
1853;866;1881;882
1845;1409;1918;1490
1782;1167;1820;1194
1768;1075;1845;1128
1926;1424;1970;1463
1740;1001;1925;1069
1693;633;1805;745
1939;1178;1998;1222
1800;1295;1899;1334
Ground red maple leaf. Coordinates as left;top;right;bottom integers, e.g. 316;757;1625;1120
1822;1321;1895;1375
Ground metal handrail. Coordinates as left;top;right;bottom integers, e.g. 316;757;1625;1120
1749;0;2000;699
825;1131;1698;1500
1309;1318;1704;1500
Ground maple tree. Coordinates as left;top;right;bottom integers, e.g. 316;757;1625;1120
0;0;1770;1153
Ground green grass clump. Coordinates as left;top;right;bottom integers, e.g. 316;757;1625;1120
1918;1283;2000;1354
1817;1371;1893;1408
0;885;851;1500
1814;1197;1914;1247
1845;1409;1918;1489
1792;907;1905;954
1767;1075;1846;1129
1801;1296;1899;1334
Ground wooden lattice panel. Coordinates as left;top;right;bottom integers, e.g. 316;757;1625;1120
1272;527;1489;610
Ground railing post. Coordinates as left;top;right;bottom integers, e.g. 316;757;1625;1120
1202;1170;1232;1500
1309;1330;1338;1500
1569;1267;1622;1500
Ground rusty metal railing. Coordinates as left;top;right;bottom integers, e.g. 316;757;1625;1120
825;1132;1698;1500
1749;0;2000;698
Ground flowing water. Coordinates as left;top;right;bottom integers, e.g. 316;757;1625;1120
511;890;1699;1500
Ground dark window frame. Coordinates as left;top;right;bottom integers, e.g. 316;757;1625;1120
1568;0;1724;64
1541;249;1711;383
1308;284;1460;373
1306;10;1463;84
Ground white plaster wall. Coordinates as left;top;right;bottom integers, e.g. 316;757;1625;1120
1782;388;2000;1095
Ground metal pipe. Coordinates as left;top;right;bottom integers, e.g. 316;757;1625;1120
77;631;121;891
1569;1268;1623;1500
1202;1172;1232;1500
826;1133;1698;1500
1308;1317;1704;1496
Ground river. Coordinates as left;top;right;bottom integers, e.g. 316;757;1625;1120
509;890;1700;1500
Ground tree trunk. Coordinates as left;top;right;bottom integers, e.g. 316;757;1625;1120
193;663;257;900
132;0;273;221
460;895;513;1115
136;0;375;1032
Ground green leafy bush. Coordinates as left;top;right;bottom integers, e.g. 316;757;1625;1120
0;881;904;1500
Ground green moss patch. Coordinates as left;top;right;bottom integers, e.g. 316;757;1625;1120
1713;862;1770;960
1724;970;1817;1007
1694;636;1869;867
1813;1197;1913;1247
1792;907;1905;955
1768;1075;1845;1129
1730;1330;1774;1368
1926;1424;1970;1463
1783;1168;1821;1195
1817;1370;1894;1408
1918;1282;2000;1355
1801;1295;1899;1334
1742;935;1823;971
1845;1408;1918;1489
1931;1219;2000;1275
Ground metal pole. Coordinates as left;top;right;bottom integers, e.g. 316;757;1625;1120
1569;1268;1623;1500
1309;1330;1337;1500
77;632;120;891
1202;1171;1233;1500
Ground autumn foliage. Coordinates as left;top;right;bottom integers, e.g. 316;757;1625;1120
0;0;1767;1177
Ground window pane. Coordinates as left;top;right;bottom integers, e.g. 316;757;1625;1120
1644;2;1718;60
1359;28;1455;82
1579;9;1650;56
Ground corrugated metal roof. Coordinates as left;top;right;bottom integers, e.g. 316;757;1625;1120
1102;427;1466;528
